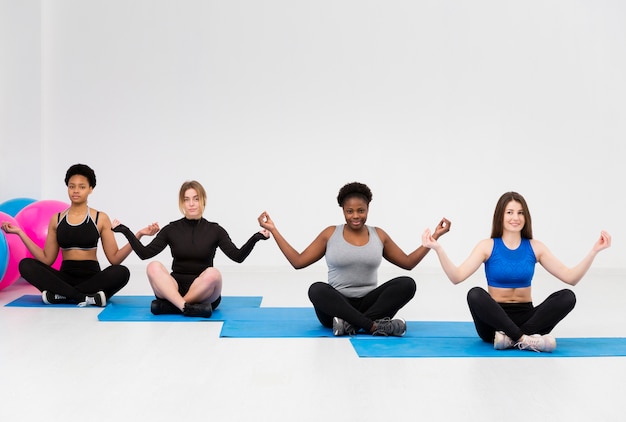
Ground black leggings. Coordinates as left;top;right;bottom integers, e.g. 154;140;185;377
19;258;130;302
308;276;416;332
466;286;576;343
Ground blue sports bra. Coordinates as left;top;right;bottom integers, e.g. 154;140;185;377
56;208;100;251
484;238;536;288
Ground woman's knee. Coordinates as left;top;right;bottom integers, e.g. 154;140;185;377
558;289;577;309
106;265;130;284
146;261;167;279
200;267;222;282
18;257;39;276
396;276;416;296
101;265;130;288
466;286;488;305
307;281;328;303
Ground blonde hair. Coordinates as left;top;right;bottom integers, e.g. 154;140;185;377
178;180;207;216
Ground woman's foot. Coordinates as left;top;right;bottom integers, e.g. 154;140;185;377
42;290;68;305
183;302;213;318
515;334;557;352
78;291;106;307
494;331;515;349
372;317;406;336
150;299;182;315
332;317;356;336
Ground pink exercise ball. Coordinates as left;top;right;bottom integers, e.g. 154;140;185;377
15;200;69;270
0;211;29;290
0;231;8;282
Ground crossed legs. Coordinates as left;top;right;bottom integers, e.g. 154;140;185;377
308;276;416;332
146;261;222;312
467;286;576;343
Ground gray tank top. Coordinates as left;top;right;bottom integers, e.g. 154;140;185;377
325;224;383;298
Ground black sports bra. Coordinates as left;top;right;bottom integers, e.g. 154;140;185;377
56;208;100;250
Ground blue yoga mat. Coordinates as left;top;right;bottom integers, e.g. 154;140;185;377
221;319;333;338
351;336;626;358
219;314;477;339
97;295;263;322
5;294;106;308
403;321;476;338
219;307;332;337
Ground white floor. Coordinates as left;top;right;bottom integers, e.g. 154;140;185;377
1;265;625;422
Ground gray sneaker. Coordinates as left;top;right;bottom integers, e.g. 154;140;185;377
372;317;406;337
333;317;356;336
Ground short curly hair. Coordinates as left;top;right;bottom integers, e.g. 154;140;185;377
65;164;97;188
336;182;372;207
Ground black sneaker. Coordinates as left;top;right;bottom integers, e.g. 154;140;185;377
372;317;406;336
78;291;107;307
183;302;213;318
151;299;182;315
42;290;68;304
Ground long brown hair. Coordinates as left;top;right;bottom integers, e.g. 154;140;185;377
491;191;533;239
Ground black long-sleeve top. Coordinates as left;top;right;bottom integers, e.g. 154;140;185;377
113;218;266;275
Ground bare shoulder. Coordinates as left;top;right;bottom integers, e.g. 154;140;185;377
373;226;389;241
319;225;338;239
529;238;548;256
92;209;112;229
475;238;494;258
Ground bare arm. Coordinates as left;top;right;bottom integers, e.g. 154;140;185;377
258;211;329;269
1;216;59;265
422;228;491;284
532;230;611;286
101;213;159;265
381;217;451;270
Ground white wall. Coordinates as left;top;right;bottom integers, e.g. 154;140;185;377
0;0;42;199
2;0;625;270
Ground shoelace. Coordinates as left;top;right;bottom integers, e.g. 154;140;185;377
344;322;357;336
334;319;356;336
515;336;543;352
77;296;96;308
373;318;392;336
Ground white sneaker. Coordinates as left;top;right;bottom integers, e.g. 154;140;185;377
494;331;515;350
515;334;557;353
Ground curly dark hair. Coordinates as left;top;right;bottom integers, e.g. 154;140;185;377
65;164;97;188
336;182;372;207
